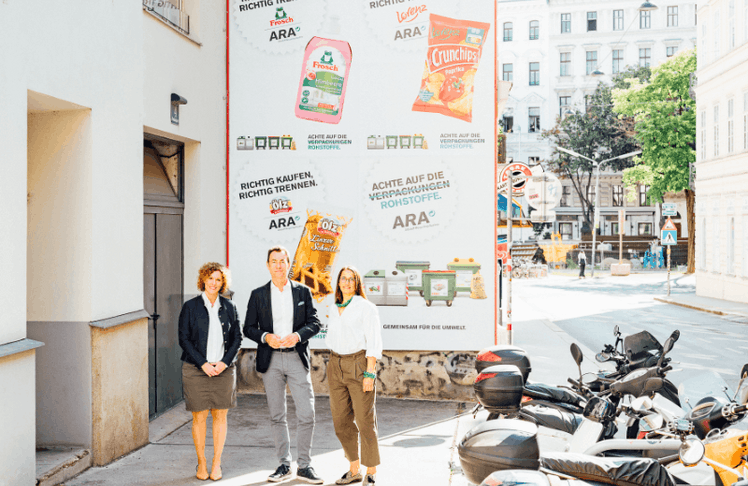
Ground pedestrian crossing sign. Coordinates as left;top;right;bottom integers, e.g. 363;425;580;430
661;229;677;245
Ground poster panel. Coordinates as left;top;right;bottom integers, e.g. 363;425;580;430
229;0;496;350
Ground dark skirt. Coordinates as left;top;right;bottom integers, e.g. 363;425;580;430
182;362;237;412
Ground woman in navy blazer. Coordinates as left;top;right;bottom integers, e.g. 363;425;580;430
178;262;242;481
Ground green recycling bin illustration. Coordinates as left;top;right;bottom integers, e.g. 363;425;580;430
447;258;481;293
422;270;457;307
395;261;430;297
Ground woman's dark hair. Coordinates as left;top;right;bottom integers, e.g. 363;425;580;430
334;266;367;304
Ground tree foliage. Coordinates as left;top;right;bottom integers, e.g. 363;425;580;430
541;66;647;230
612;50;696;202
612;49;697;272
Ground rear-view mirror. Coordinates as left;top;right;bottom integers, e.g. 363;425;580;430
571;343;583;366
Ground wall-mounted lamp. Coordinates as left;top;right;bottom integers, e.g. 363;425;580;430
638;1;658;12
171;93;188;125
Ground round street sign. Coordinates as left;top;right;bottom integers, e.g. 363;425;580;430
526;172;563;209
499;163;533;195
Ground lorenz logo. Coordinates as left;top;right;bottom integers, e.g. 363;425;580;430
317;217;341;236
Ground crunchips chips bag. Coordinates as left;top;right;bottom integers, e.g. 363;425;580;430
412;14;491;123
290;208;352;302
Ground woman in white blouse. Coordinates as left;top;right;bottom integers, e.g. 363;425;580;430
327;267;383;486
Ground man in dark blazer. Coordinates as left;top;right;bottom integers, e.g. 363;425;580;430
244;246;323;484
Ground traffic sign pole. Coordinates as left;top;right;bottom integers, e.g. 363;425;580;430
667;246;671;297
506;169;513;344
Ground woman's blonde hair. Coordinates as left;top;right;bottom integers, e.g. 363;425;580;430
197;262;231;294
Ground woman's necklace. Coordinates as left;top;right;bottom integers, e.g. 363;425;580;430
336;296;354;308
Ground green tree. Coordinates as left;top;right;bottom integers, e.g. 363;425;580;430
612;50;697;273
541;67;647;232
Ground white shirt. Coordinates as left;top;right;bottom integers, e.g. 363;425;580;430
269;279;295;346
326;296;383;359
202;293;225;363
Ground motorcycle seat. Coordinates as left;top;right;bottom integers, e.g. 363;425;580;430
519;405;583;435
524;383;586;407
540;452;676;486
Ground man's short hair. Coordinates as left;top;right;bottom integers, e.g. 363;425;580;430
267;245;291;263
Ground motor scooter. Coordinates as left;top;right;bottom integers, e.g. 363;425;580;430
470;364;748;486
474;331;681;440
460;334;682;484
473;327;680;420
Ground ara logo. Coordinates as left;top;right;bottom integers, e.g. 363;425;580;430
394;26;425;41
317;217;341;236
269;197;293;215
269;215;299;230
393;211;431;229
269;23;299;40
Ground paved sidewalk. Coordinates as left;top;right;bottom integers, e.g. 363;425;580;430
64;312;588;486
655;293;748;319
65;279;604;486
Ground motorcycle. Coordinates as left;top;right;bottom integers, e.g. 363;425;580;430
473;331;681;441
474;326;680;420
470;365;748;486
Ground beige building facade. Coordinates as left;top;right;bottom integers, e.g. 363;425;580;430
694;0;748;303
0;1;227;483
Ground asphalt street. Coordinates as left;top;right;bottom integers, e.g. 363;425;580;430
509;271;748;393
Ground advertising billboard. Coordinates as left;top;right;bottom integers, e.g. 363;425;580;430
229;0;497;350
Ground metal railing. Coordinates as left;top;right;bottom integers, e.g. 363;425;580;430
143;0;190;35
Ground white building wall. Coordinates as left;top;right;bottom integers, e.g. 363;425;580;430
0;1;228;481
549;0;697;109
498;0;553;166
142;5;228;286
499;0;696;244
695;0;748;303
0;1;35;479
13;2;145;322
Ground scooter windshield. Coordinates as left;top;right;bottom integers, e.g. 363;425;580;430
677;370;733;411
677;370;748;430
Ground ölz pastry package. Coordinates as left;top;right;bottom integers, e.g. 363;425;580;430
289;208;352;302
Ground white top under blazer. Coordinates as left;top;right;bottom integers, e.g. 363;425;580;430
202;292;225;363
325;295;383;359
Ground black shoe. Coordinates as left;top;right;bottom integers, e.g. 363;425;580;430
268;464;291;483
297;466;324;484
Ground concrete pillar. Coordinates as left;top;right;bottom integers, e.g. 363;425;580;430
91;318;149;466
0;350;38;486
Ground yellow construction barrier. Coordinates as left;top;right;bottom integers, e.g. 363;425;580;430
538;233;578;269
